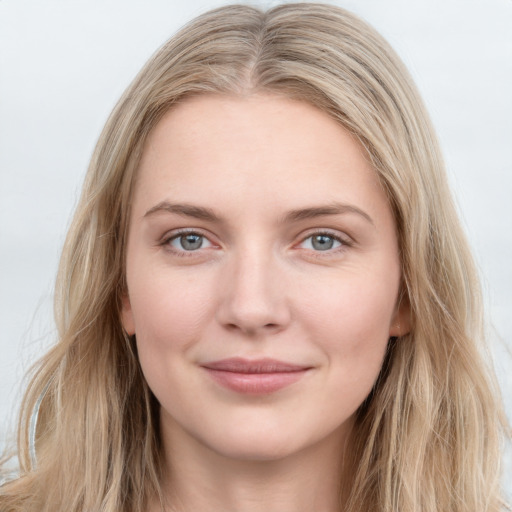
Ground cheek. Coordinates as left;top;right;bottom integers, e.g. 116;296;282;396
302;269;398;384
128;268;216;369
307;268;397;335
131;277;216;415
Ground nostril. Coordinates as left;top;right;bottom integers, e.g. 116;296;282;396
224;321;282;336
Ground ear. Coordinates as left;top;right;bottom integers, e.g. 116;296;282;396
121;294;136;336
389;292;411;337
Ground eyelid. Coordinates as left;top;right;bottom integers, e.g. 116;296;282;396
295;228;354;252
160;228;219;254
158;227;353;255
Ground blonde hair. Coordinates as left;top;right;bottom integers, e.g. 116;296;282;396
1;3;509;511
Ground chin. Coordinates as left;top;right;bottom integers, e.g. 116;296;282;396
196;418;344;464
207;435;304;462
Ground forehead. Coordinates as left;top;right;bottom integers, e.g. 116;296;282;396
132;93;388;222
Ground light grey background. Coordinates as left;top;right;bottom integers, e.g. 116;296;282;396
1;0;511;495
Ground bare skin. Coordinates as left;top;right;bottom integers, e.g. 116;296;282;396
122;94;409;512
156;414;350;512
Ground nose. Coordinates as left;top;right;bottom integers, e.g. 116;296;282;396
216;245;291;337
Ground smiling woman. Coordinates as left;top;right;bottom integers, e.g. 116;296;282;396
0;3;509;512
121;94;408;475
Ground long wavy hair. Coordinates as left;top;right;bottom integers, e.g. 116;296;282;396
1;3;509;511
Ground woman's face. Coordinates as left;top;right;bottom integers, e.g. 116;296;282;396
122;94;409;461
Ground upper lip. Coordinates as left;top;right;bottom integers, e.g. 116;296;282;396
201;358;311;374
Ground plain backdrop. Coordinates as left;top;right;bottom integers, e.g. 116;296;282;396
1;0;511;495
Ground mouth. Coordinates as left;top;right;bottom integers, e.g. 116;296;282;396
200;357;312;394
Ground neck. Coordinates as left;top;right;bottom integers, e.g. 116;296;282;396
154;413;353;512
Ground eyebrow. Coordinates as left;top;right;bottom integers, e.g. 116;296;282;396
143;200;374;226
144;202;221;222
282;203;374;226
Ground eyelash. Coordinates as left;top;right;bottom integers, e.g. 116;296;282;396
160;228;353;257
296;230;352;255
160;229;215;257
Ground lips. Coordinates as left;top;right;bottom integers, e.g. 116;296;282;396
201;358;311;394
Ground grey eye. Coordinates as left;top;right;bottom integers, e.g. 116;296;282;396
300;234;342;251
171;233;209;251
312;234;334;250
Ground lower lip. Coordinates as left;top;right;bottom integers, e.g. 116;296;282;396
203;368;309;394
